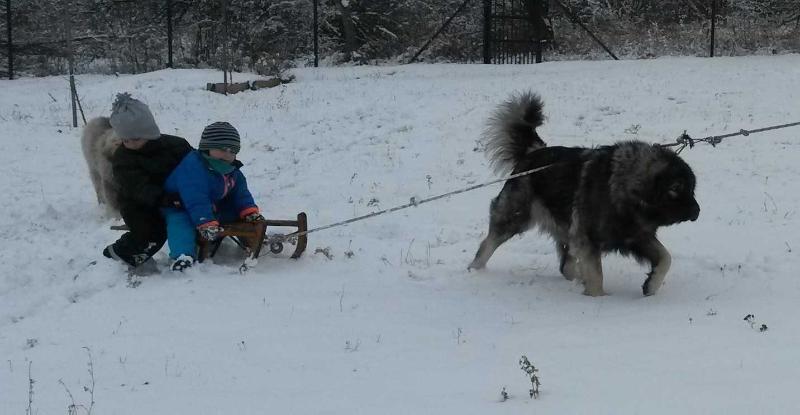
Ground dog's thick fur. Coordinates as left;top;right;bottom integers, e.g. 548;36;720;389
81;117;122;214
469;92;700;296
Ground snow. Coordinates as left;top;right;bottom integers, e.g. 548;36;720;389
1;55;800;414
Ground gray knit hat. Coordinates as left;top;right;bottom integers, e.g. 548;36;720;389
199;122;241;154
109;92;161;140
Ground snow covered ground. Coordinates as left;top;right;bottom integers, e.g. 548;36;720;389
1;55;799;414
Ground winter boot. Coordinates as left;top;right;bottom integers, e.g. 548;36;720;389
105;244;159;275
171;254;194;272
103;245;119;260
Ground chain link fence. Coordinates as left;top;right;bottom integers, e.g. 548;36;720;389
2;0;799;79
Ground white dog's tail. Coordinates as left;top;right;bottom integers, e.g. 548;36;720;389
81;117;122;213
83;117;121;162
82;117;113;156
86;116;112;130
484;91;547;174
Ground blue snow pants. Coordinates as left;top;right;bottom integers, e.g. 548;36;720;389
162;205;241;260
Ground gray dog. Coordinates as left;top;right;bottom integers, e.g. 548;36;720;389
469;92;700;296
81;116;121;215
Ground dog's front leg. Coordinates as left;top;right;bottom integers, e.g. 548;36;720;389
637;238;672;296
573;246;606;296
557;242;580;281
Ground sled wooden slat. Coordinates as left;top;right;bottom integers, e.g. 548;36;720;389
263;219;300;227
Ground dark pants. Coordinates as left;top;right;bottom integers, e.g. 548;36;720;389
108;204;167;267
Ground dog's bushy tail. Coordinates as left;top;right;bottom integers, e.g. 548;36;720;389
83;116;112;135
81;117;117;158
82;117;112;147
484;91;546;174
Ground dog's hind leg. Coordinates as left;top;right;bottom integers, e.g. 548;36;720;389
469;229;515;270
469;189;531;270
632;238;672;296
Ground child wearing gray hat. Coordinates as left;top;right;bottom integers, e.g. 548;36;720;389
162;121;264;271
102;93;193;273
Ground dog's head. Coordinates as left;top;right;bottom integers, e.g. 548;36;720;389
610;142;700;226
642;150;700;225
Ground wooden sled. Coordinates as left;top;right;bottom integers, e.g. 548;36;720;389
111;212;308;265
198;212;308;263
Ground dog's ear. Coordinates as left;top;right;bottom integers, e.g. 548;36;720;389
636;165;685;208
649;167;696;206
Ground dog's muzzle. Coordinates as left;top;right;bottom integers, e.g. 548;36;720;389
688;199;700;222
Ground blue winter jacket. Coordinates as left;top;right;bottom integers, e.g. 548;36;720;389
164;150;258;226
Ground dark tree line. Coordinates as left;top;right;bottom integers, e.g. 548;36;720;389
1;0;798;76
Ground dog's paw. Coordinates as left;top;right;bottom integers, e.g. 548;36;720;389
582;287;608;297
467;260;486;271
642;278;660;296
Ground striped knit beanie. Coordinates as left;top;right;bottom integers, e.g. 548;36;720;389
199;122;241;154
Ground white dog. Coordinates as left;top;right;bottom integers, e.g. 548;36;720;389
81;116;121;215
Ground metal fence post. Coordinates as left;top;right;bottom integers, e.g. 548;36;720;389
167;0;173;68
5;0;11;79
313;0;319;67
483;0;490;64
221;0;228;94
66;3;77;127
709;0;716;57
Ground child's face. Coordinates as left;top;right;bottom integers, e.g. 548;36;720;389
208;148;236;163
122;138;148;150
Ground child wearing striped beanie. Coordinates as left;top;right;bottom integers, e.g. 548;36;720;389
161;122;265;271
198;121;241;154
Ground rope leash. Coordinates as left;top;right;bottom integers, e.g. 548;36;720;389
662;121;800;154
280;164;554;242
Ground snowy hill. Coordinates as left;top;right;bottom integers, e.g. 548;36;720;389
1;56;800;414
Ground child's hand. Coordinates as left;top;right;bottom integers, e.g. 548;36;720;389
244;213;266;223
198;222;223;241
